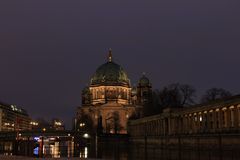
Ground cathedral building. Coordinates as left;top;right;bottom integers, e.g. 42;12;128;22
76;50;152;134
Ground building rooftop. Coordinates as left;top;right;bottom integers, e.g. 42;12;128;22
0;101;29;116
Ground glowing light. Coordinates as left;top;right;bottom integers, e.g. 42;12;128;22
34;137;40;141
33;147;39;155
80;147;88;158
10;105;22;112
83;133;90;138
30;121;39;126
4;123;10;126
230;106;235;109
199;115;203;122
84;147;88;158
54;122;62;126
80;123;85;127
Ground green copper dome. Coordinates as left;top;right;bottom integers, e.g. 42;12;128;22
90;50;130;86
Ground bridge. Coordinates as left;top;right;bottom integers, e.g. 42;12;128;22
0;130;85;140
0;130;91;157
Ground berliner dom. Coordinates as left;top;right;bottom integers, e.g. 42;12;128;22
77;49;152;134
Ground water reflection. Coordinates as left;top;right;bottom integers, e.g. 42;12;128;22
32;137;74;158
0;142;13;156
1;138;240;160
79;147;88;158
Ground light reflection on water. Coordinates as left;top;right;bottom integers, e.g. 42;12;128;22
2;140;240;160
44;141;74;158
35;140;89;159
79;147;88;158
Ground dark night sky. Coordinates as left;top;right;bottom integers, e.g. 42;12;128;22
0;0;240;128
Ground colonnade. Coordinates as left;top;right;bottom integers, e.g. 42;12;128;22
128;103;240;137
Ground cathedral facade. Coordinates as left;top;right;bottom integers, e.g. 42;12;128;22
76;50;152;134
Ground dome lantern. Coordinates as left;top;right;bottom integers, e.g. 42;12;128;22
108;48;113;62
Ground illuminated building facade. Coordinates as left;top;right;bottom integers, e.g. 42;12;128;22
30;119;65;131
52;119;65;131
76;50;152;134
0;101;31;131
128;95;240;137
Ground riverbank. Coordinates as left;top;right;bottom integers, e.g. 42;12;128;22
0;155;102;160
129;134;240;160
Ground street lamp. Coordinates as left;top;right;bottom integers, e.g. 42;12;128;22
80;123;85;127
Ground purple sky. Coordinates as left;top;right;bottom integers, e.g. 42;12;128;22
0;0;240;128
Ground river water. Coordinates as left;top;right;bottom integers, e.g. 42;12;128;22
1;138;240;160
84;142;239;160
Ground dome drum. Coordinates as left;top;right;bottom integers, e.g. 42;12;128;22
90;86;131;105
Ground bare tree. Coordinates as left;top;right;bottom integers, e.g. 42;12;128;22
158;83;196;108
158;85;181;108
201;88;232;103
179;84;196;106
142;83;196;116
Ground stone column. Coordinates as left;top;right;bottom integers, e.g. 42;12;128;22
237;106;240;129
186;116;189;134
212;111;217;131
161;119;164;135
184;116;188;134
233;106;238;128
219;109;223;130
227;107;231;129
168;117;172;135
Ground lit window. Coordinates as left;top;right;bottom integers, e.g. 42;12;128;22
199;115;203;122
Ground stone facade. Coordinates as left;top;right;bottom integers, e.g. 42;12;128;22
128;95;240;137
76;50;152;134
